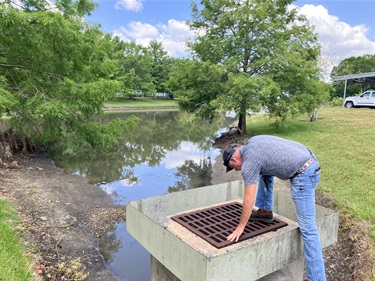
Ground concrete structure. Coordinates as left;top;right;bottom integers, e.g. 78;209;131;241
126;180;339;281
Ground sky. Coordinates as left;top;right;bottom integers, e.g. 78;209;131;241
85;0;375;67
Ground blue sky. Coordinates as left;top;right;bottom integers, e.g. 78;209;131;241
85;0;375;65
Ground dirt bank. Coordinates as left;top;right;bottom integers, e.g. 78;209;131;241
0;153;123;280
0;141;374;280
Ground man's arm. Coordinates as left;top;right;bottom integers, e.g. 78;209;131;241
227;183;257;242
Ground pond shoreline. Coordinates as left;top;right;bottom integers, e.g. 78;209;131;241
103;105;179;111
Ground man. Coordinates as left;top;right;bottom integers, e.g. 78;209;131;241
223;135;325;281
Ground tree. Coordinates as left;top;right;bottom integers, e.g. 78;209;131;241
0;0;137;155
117;41;155;98
147;40;172;97
331;55;375;99
223;73;278;129
183;0;326;132
169;59;226;119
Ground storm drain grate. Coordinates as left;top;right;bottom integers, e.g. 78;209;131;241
171;202;288;248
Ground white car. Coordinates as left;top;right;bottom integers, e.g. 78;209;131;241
344;90;375;108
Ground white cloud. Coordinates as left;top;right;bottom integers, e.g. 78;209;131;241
162;142;203;169
162;141;221;170
121;21;160;39
296;4;375;60
113;19;194;57
113;3;375;62
115;0;143;12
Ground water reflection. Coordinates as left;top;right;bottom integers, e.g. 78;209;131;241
53;111;226;189
100;222;150;281
168;158;213;193
51;110;235;281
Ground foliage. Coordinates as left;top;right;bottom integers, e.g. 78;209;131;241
0;1;138;152
327;97;344;107
148;40;173;95
331;54;375;99
217;72;280;129
174;0;327;133
115;41;155;98
51;115;140;156
169;59;226;119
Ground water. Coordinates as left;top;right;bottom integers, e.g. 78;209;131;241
52;110;235;281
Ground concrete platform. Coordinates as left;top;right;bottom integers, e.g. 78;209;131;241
126;180;339;281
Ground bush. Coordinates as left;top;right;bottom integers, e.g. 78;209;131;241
328;97;343;107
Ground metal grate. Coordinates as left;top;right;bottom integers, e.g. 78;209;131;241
171;202;288;248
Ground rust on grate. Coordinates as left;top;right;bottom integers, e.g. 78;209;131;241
171;202;288;248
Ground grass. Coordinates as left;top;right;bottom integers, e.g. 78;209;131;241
247;106;375;239
0;199;32;281
104;96;179;107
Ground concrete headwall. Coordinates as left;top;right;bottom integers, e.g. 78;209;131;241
126;180;339;281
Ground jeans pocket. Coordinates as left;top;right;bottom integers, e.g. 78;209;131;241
310;168;321;187
291;177;303;198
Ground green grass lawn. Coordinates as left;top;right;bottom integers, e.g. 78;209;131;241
0;199;31;281
247;106;375;239
104;97;179;107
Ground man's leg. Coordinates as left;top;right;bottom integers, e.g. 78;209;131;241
255;175;274;210
290;157;326;281
250;175;274;223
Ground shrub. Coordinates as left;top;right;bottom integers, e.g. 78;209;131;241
328;97;343;107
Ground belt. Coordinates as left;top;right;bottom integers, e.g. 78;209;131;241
290;155;315;179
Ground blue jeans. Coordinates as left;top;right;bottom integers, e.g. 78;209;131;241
255;175;274;210
255;155;326;281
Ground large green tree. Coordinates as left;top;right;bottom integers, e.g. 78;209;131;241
148;40;172;96
117;41;155;98
0;0;137;154
177;0;328;132
331;54;375;99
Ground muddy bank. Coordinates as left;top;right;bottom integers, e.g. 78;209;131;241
0;153;122;280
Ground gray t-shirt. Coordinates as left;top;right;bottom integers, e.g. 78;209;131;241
240;135;311;186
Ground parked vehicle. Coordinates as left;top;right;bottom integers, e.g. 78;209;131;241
344;90;375;108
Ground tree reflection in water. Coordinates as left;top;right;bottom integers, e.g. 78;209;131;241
99;224;122;263
168;157;213;193
52;111;226;187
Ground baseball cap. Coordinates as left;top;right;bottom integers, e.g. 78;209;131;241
222;145;237;173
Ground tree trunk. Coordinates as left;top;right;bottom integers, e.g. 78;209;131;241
238;113;247;134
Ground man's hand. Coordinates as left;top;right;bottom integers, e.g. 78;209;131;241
227;225;245;242
226;183;257;243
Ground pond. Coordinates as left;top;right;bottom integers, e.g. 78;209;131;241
52;110;235;281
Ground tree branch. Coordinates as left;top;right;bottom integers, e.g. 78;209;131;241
0;63;31;70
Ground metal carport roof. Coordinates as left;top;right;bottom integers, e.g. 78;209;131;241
332;72;375;100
